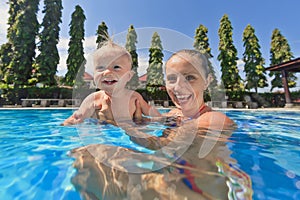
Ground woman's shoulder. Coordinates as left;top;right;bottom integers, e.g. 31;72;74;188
198;111;235;130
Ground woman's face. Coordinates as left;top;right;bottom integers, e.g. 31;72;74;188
94;51;132;95
165;54;207;118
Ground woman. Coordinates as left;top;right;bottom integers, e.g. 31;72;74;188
165;49;234;128
129;49;235;145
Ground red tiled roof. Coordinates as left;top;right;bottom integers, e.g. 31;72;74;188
84;72;93;80
139;74;147;82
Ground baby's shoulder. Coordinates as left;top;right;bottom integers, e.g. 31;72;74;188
84;91;107;102
129;90;143;99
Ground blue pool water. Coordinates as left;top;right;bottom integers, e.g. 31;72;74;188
0;108;299;200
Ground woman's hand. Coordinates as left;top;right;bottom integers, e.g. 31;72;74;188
133;99;146;124
97;96;117;125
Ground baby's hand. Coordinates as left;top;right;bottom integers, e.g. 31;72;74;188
61;111;83;126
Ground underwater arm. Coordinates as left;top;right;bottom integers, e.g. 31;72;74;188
129;132;172;150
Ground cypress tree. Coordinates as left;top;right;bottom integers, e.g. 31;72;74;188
193;24;218;90
7;0;21;42
217;14;243;99
146;32;164;96
270;28;296;91
125;24;139;89
64;5;86;86
242;24;268;93
96;21;108;48
33;0;63;87
0;0;21;85
0;43;13;85
9;0;39;87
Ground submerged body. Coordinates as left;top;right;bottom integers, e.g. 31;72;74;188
70;123;252;200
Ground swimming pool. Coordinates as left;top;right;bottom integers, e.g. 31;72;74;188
0;108;299;199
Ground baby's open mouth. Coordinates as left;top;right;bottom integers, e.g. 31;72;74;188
102;80;118;85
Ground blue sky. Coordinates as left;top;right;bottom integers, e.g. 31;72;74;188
1;0;300;91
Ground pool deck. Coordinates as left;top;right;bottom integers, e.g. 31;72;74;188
0;105;299;111
0;105;77;109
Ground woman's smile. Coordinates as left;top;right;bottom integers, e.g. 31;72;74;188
174;92;193;105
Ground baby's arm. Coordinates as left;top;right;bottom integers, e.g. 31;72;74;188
135;92;161;117
61;93;101;125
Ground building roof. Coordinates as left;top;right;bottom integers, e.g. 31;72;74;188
265;57;300;72
83;72;93;80
139;73;147;82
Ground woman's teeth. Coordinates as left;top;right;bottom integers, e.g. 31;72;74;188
176;94;191;103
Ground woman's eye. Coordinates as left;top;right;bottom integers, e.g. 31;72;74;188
167;74;177;83
185;75;196;81
113;65;121;70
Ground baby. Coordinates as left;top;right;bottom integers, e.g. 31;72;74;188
62;40;160;126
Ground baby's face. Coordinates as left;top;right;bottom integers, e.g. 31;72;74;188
166;55;207;117
94;50;132;94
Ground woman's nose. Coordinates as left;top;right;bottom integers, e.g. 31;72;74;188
168;77;184;91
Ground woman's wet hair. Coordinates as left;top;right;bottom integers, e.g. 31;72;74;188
166;49;210;78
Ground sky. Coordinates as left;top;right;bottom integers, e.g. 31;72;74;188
0;0;300;91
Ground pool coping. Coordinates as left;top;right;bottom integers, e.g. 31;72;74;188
0;105;299;112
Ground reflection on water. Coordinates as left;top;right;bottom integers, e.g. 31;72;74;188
71;118;253;200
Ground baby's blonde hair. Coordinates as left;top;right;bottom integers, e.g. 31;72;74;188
94;35;132;67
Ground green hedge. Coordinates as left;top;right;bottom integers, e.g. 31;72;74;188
1;85;299;108
0;87;73;105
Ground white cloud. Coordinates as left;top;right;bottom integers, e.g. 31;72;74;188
57;37;69;51
237;59;245;71
0;1;9;45
137;51;149;76
83;36;97;53
237;59;246;80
